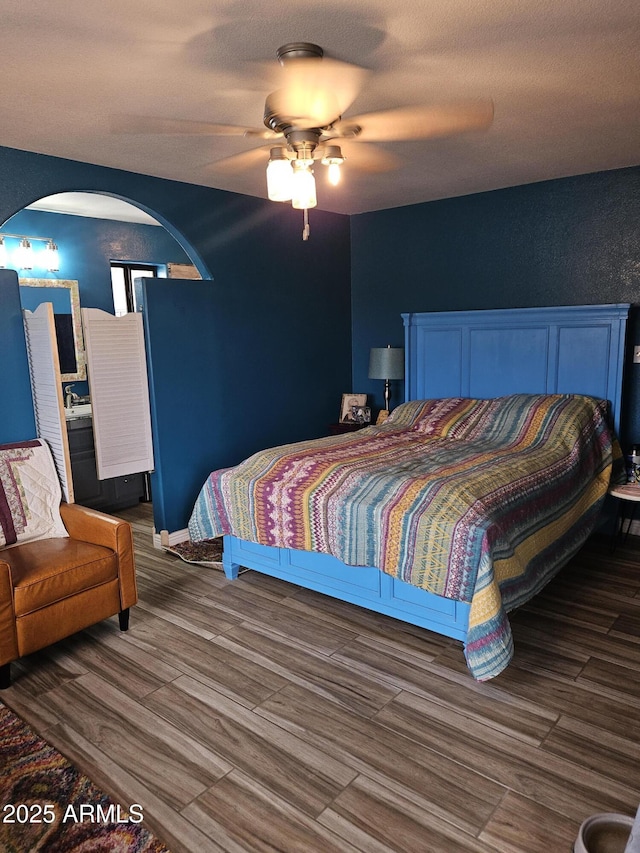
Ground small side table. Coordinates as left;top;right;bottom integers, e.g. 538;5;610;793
608;483;640;548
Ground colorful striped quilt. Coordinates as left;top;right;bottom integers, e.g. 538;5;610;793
189;394;621;679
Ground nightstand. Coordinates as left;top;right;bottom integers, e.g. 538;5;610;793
328;422;369;435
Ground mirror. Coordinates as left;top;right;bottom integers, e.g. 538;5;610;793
19;278;86;381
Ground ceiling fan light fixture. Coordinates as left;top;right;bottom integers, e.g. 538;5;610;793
291;161;317;210
321;145;345;186
266;147;293;202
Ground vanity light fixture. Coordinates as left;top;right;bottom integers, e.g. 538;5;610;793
43;239;60;272
15;238;34;270
0;232;60;271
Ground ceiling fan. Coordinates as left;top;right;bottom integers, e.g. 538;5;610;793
114;43;494;239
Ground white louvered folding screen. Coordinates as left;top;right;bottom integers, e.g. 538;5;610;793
81;308;154;480
23;303;74;502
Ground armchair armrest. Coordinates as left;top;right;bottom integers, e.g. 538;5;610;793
0;562;19;666
59;503;137;609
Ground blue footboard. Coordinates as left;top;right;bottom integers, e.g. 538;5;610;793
222;534;471;643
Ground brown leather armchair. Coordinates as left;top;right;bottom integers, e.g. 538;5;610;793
0;502;137;689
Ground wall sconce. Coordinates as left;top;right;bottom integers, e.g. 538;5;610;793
0;232;60;271
368;345;405;414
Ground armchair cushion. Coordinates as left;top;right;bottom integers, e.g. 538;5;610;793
4;538;117;617
0;439;67;548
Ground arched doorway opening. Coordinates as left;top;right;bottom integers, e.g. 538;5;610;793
1;190;210;518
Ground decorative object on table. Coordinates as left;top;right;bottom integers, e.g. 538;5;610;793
0;702;170;852
351;405;371;424
368;344;404;418
164;537;223;568
339;393;367;423
627;445;640;483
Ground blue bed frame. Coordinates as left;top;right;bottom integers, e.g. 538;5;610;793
222;304;629;647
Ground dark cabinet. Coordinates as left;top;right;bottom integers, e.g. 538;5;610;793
67;418;145;512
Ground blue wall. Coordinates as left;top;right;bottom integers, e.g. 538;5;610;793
0;144;352;532
0;269;36;444
3;141;639;531
351;166;640;446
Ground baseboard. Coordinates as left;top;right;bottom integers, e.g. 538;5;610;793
153;527;190;550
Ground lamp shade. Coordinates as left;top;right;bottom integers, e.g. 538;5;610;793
368;346;404;380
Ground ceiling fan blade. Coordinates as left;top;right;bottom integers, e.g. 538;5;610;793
333;100;494;142
318;140;401;173
207;146;272;174
268;57;368;127
110;114;278;140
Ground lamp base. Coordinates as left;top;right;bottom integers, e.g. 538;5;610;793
383;379;391;412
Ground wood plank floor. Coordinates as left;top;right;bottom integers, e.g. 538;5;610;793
3;502;640;852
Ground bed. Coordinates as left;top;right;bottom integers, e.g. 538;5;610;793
188;304;629;680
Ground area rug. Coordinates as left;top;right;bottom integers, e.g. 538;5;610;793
0;701;171;852
164;537;223;569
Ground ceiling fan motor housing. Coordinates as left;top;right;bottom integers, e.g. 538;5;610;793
276;43;324;64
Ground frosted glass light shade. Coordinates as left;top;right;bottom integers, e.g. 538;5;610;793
266;157;293;202
291;165;317;210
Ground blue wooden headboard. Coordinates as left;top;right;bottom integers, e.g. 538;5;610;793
402;304;630;437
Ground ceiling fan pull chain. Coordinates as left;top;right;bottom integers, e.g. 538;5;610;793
302;208;310;241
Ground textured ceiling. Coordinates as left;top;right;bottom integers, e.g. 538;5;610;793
1;0;639;216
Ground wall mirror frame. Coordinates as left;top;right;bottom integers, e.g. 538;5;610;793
19;278;86;381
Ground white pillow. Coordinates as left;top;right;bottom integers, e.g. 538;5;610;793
0;439;68;548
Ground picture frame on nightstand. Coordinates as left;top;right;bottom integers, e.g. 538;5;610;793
339;393;367;423
351;405;371;424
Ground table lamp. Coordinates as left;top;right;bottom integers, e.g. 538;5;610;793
368;345;404;416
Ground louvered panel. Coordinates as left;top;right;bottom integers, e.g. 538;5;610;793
82;308;154;480
23;303;74;502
